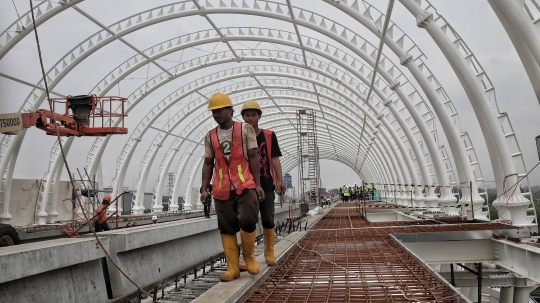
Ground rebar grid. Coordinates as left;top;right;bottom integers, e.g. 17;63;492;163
242;203;513;303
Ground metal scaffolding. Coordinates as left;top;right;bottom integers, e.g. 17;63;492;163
296;109;320;206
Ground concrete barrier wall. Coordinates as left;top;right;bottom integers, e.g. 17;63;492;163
0;238;109;303
1;204;300;301
96;204;299;298
94;217;223;298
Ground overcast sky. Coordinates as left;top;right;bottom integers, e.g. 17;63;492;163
1;0;539;196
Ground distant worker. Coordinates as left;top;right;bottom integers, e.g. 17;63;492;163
340;184;346;201
343;186;350;202
94;195;112;232
152;215;158;224
241;100;286;269
200;184;213;218
370;185;376;200
350;185;356;201
200;92;264;282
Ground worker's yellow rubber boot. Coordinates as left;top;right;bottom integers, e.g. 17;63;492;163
238;259;248;271
219;234;240;282
240;229;259;275
263;228;277;266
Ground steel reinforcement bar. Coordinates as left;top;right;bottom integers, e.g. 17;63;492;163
242;202;514;302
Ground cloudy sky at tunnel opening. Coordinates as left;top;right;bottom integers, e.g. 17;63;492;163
1;0;539;195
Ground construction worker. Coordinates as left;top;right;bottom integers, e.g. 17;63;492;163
200;92;265;282
240;100;286;269
94;195;112;232
343;186;350;202
340;184;346;201
350;185;356;201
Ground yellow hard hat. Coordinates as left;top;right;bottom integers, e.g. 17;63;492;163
207;92;233;111
241;100;262;115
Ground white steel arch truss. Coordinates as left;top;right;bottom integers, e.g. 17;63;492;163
107;66;433;208
123;80;403;211
0;0;534;227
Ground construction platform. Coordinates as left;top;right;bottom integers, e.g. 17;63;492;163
189;202;537;303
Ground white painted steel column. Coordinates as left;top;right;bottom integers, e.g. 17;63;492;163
491;0;540;76
49;153;68;224
172;143;200;211
87;136;112;191
323;0;473;210
186;158;205;211
396;15;483;215
0;132;24;224
137;143;164;213
489;0;540;104
112;139;140;212
513;285;535;303
400;0;529;224
499;287;514;303
156;144;182;212
385;101;431;208
37;138;73;225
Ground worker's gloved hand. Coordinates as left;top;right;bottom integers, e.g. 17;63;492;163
277;181;287;196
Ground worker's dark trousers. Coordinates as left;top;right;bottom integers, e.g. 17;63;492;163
214;189;259;235
259;191;275;229
95;222;111;232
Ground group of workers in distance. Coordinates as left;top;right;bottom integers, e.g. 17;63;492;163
340;184;377;202
200;92;287;282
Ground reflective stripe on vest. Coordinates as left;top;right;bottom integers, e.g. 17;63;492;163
210;122;256;200
262;129;279;187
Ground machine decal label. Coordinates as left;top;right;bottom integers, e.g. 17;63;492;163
0;113;24;134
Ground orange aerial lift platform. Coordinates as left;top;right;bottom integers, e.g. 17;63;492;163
0;95;127;136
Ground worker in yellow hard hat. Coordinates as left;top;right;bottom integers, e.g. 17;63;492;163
200;92;264;282
239;100;286;270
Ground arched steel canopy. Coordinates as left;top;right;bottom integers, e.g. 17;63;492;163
0;0;538;227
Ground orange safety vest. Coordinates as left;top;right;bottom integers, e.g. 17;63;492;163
262;129;279;188
94;205;107;224
210;122;256;200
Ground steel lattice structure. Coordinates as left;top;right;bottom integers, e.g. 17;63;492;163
0;0;538;228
